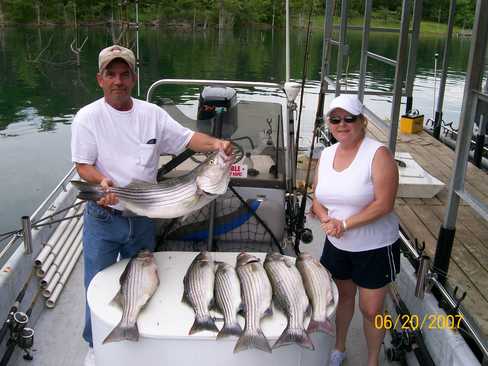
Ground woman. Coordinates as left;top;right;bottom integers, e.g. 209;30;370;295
312;95;400;366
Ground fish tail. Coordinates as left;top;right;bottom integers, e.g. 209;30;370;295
216;321;242;339
102;321;139;344
189;315;219;335
233;329;272;353
307;319;335;335
71;180;104;201
273;327;315;350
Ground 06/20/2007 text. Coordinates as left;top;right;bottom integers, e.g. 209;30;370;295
374;312;463;331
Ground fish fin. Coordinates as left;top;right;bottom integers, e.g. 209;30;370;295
305;304;312;317
110;291;124;308
71;180;104;201
284;256;295;268
216;321;242;339
121;208;138;217
234;329;272;353
307;319;335;335
102;321;139;344
180;214;191;223
208;299;219;312
125;179;154;189
189;315;218;335
181;293;192;307
263;306;273;318
273;327;314;350
76;192;103;201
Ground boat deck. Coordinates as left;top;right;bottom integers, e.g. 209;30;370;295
367;122;488;340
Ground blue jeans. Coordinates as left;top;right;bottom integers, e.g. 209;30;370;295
82;202;156;347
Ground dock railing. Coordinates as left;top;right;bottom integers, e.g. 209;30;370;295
319;0;488;362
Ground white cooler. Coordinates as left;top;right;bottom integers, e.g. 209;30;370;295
88;251;338;366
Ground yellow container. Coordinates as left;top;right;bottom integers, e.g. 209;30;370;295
400;113;424;134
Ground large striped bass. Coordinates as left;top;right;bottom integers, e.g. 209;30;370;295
103;250;159;344
296;252;334;334
214;262;243;339
234;252;273;353
71;151;232;218
182;251;218;334
264;252;314;350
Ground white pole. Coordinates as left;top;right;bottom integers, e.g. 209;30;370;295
136;0;141;97
285;0;290;82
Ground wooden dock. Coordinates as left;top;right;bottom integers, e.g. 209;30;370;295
366;123;488;339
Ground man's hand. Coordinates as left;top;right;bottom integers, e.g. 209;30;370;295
214;139;234;157
96;178;119;207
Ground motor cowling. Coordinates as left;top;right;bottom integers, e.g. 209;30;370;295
197;86;238;138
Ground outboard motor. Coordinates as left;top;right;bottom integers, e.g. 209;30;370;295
197;86;238;138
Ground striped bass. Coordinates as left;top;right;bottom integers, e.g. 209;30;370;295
264;252;314;350
103;250;159;344
234;252;273;353
71;151;232;218
296;252;334;334
182;251;218;334
214;262;243;339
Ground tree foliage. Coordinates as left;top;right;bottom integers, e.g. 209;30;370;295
0;0;478;29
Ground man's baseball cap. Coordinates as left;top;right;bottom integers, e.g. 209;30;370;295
98;45;136;73
326;95;364;116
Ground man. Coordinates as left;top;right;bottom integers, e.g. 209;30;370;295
71;45;232;366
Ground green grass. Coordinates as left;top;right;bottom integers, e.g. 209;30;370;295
307;15;463;36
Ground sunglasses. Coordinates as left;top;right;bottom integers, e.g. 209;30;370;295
328;115;360;124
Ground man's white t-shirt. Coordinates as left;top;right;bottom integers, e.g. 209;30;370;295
71;97;194;188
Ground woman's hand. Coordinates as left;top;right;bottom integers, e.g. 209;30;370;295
97;178;119;206
321;217;346;238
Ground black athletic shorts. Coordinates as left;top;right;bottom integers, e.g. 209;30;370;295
320;237;401;289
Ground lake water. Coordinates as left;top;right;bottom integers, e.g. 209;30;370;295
0;26;472;238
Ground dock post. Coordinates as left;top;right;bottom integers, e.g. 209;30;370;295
387;0;411;155
21;216;33;255
436;0;488;285
433;227;456;284
358;0;372;102
433;0;456;140
473;79;488;167
335;0;349;97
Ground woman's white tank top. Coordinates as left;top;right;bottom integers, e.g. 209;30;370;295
315;136;399;252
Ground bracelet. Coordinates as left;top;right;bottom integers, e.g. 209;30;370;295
342;220;348;232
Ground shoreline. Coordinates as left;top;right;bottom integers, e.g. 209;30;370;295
0;18;464;36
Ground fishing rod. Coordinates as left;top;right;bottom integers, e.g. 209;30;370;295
294;2;314;167
293;1;326;255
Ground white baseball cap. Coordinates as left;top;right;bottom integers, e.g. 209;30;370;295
326;95;364;116
98;45;136;73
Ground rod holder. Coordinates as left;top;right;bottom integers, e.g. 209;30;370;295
21;216;33;255
415;255;431;299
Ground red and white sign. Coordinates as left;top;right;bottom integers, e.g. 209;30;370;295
230;163;248;178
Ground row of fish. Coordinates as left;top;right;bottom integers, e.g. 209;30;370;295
182;251;335;353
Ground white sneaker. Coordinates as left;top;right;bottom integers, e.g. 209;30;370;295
329;349;346;366
84;348;96;366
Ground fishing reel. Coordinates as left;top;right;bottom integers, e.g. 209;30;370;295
386;329;413;362
2;311;34;363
